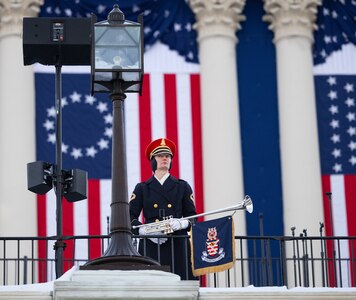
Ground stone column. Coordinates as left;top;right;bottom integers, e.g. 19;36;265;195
189;0;246;227
0;0;42;237
263;0;323;235
189;0;246;285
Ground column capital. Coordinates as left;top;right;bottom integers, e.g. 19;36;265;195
189;0;246;42
0;0;43;38
263;0;321;43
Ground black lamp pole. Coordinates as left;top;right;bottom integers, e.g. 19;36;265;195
83;80;160;268
83;7;161;268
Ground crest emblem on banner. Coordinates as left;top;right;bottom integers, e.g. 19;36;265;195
202;227;225;262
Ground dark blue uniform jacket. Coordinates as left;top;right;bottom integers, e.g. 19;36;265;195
129;175;197;280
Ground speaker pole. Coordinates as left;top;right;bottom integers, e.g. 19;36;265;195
53;63;65;278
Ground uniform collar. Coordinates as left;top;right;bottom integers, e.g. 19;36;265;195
154;172;170;185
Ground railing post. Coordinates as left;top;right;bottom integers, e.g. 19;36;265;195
23;256;28;285
303;229;309;287
280;238;288;286
319;222;326;287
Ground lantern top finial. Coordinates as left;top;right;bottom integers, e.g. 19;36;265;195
108;4;125;23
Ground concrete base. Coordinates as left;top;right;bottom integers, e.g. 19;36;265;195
53;270;200;300
1;268;355;300
199;287;356;300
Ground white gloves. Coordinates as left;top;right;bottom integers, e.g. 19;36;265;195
171;218;190;231
149;237;168;245
138;227;168;245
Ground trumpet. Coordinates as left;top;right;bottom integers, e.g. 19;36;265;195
133;195;253;234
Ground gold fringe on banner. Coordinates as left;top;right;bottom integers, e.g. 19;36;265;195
190;217;235;277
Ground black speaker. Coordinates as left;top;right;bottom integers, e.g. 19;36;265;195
23;17;94;66
27;161;53;194
64;169;88;202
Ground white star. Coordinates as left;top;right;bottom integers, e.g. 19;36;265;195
71;148;83;160
344;83;354;93
330;134;340;143
327;76;336;86
96;101;108;113
143;9;151;16
174;23;182;32
185;23;192;32
330;119;339;129
332;36;338;43
323;8;329;16
332;163;342;173
350;156;356;166
85;95;96;105
64;8;72;17
347;126;356;136
47;106;56;118
324;36;331;44
70;91;82;103
61;97;68;107
187;52;194;60
164;10;169;18
97;4;106;14
132;5;140;13
320;49;327;58
86;146;98;158
327;90;337;100
331;11;338;19
104;113;113;124
54;7;61;15
332;148;341;158
348;141;356;151
104;127;113;138
345;98;355;107
144;27;152;35
62;143;69;154
153;31;160;38
43;119;54;131
47;133;56;144
346;112;356;122
329;105;338;114
97;138;109;150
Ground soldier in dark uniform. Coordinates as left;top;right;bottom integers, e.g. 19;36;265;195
130;137;197;280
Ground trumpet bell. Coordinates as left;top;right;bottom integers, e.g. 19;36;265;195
244;195;253;213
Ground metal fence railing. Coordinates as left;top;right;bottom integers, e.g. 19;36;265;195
1;234;355;288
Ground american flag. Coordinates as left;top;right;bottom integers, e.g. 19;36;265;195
313;0;356;65
313;0;356;287
35;55;203;281
314;75;356;286
35;0;201;281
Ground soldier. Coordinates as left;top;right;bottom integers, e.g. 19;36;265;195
130;137;197;280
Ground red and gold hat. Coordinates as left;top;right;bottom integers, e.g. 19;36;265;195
145;138;176;160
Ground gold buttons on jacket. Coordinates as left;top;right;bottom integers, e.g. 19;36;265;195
155;219;159;222
153;203;158;208
167;204;172;208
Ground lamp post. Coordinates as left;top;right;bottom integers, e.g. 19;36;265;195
83;5;159;268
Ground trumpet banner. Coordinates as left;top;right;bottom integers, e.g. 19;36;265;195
190;216;235;276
